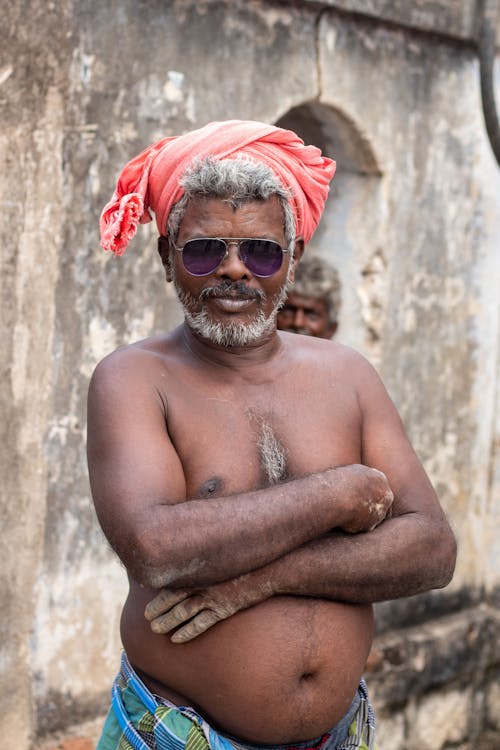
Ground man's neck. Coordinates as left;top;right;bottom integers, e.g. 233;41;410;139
180;321;285;371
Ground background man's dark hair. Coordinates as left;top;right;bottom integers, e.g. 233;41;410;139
292;255;341;327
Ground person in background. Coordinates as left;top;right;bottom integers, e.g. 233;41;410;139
277;254;341;339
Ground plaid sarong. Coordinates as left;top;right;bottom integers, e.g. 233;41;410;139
97;653;376;750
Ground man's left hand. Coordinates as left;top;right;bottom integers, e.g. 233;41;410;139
144;574;274;643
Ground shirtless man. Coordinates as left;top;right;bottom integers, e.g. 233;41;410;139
88;120;456;750
277;255;341;339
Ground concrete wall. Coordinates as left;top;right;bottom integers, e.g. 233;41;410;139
1;2;498;749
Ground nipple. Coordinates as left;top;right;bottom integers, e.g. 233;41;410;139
199;476;222;498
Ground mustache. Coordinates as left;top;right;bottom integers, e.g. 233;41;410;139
200;281;265;301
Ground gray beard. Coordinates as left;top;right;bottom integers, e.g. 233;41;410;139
173;274;292;348
183;306;277;347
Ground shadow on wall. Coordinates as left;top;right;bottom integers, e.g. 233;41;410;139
274;101;387;361
276;101;382;176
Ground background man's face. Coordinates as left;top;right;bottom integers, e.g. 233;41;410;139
277;292;337;339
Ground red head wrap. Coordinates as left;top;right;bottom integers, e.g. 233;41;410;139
100;120;336;255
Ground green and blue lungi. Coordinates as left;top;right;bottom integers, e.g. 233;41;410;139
97;653;377;750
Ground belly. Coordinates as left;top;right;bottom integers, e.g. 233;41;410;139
121;583;373;743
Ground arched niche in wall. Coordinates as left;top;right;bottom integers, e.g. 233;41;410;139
275;102;386;363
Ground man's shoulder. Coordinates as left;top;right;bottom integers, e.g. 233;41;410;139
282;332;371;370
283;334;384;398
89;329;183;390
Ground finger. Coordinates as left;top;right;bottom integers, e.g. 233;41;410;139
150;597;205;634
144;589;192;621
171;610;221;643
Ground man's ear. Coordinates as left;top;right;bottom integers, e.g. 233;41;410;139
325;321;338;340
157;236;173;282
288;238;304;283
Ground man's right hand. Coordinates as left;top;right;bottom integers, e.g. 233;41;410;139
336;465;394;534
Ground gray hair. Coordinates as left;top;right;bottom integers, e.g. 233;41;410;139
292;255;342;325
166;156;296;252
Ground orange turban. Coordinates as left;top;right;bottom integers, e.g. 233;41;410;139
100;120;336;255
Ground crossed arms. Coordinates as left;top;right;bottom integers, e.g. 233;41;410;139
87;345;457;643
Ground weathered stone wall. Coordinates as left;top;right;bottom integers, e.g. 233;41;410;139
1;2;498;749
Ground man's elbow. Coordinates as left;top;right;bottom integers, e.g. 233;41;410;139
125;532;207;589
429;523;457;589
128;558;175;589
112;527;178;589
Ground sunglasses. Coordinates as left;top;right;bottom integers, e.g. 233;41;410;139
175;238;289;278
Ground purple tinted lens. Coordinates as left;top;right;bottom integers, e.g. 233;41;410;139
182;239;226;276
240;240;283;277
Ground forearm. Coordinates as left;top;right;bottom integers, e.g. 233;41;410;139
259;512;456;602
145;510;455;642
125;468;353;588
124;466;392;590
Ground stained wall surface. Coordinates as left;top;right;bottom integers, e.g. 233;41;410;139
1;2;498;749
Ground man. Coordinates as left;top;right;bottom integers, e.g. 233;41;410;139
88;120;456;750
277;255;341;338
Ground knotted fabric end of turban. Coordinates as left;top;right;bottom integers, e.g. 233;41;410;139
99;121;336;255
100;145;160;254
100;193;147;255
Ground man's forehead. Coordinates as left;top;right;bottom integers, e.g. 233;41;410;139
178;195;286;235
184;194;283;212
285;292;328;312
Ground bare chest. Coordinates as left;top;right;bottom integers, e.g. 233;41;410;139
164;370;361;499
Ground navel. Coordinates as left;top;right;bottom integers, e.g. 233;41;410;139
300;671;316;682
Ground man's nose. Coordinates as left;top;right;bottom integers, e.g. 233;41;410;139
293;308;305;328
215;243;251;279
